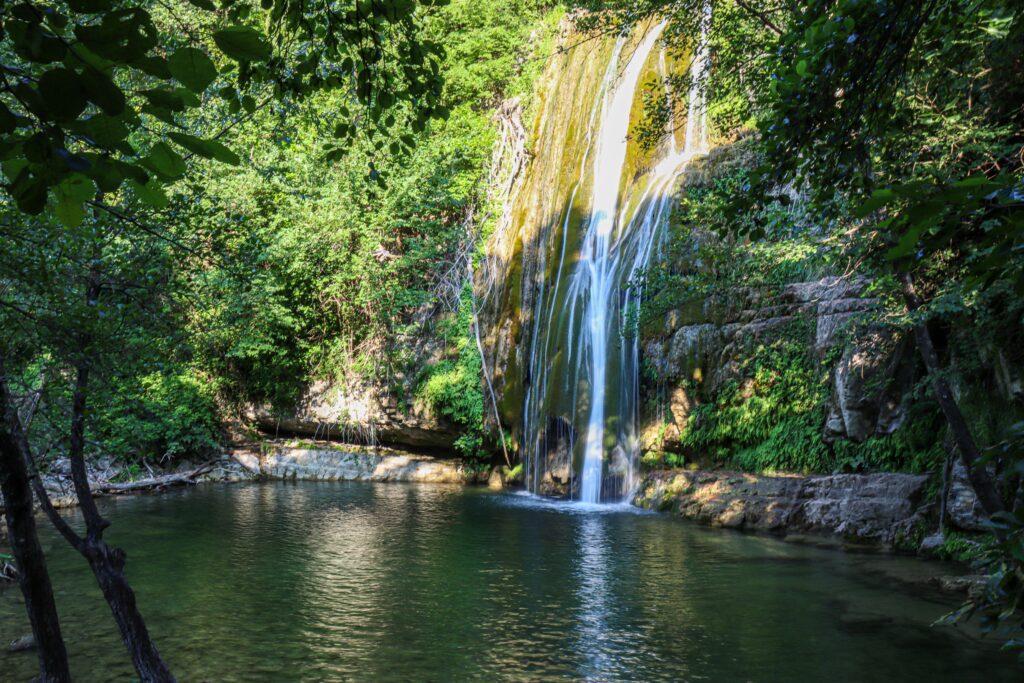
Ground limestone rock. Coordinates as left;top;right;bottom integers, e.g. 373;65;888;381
245;369;463;452
640;272;898;455
255;446;468;484
487;467;506;490
918;531;946;558
824;329;909;443
634;469;930;546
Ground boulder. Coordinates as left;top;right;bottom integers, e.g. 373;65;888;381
487;467;506;490
918;531;946;558
824;329;910;443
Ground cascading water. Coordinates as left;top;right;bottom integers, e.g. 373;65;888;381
504;17;709;503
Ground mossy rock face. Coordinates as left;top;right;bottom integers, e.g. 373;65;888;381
664;297;707;332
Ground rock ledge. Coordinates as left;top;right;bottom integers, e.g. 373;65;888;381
634;469;930;546
235;446;467;484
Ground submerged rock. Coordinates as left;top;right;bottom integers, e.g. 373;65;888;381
8;635;35;652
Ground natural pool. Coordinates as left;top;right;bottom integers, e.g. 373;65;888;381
0;481;1016;681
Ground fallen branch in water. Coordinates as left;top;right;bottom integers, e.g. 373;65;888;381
91;461;215;495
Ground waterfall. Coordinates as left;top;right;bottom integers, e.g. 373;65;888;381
513;17;710;502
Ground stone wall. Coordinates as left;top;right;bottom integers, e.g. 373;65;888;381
634;469;933;547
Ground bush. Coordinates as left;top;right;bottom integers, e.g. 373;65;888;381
96;368;222;463
416;285;488;460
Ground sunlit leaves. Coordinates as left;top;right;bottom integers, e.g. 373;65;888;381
53;175;95;227
0;0;455;230
129;178;170;208
141;142;187;181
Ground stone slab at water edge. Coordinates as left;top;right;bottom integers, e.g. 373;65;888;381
236;446;469;484
0;448;468;515
634;469;933;547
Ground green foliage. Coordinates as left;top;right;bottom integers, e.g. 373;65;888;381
939;423;1024;660
96;368;222;463
635;159;836;337
641;450;686;470
934;532;987;564
169;0;561;414
503;462;524;482
416;285;488;459
0;0;448;224
677;321;832;473
671;323;945;474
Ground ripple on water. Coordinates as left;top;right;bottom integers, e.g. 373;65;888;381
0;481;1016;682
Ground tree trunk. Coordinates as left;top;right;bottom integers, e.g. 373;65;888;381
2;360;175;681
0;364;71;682
899;271;1006;517
84;540;175;681
63;294;177;682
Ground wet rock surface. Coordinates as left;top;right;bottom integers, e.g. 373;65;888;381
634;469;932;547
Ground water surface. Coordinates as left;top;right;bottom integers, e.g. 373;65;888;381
0;482;1015;681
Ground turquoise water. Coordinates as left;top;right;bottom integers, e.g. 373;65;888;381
0;481;1016;681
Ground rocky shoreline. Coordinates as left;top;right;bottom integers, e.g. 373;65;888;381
233;444;472;484
631;468;988;554
1;444;986;562
1;446;990;601
0;443;481;516
634;469;930;546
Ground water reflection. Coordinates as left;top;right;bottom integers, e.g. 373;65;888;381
0;482;1016;682
575;515;610;680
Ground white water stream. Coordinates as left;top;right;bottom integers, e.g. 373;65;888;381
523;17;709;502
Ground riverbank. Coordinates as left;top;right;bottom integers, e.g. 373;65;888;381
631;467;989;563
1;443;986;568
0;442;481;517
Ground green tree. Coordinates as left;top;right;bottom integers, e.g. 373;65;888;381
0;0;449;678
